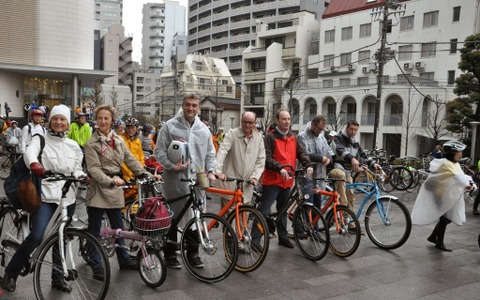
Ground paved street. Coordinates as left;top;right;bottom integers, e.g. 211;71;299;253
5;190;480;299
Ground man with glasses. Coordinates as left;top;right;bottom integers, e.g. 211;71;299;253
297;115;333;209
215;111;265;210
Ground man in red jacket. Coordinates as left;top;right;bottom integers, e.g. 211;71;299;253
255;109;313;249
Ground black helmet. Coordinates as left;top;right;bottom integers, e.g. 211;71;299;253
142;123;153;132
443;140;466;154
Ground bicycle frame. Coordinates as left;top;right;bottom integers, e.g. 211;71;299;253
316;186;345;234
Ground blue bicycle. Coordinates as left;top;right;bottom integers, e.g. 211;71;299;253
346;167;412;250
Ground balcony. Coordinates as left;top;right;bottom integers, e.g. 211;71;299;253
282;47;296;58
188;20;198;31
244;70;265;81
361;114;375;126
243;93;265;106
231;5;251;15
229;61;242;70
230;20;251;30
150;22;165;29
383;114;403;126
198;2;212;14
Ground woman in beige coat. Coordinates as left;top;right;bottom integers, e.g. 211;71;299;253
84;104;151;272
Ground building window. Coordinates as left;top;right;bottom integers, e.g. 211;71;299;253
398;45;413;60
251;59;266;71
420;72;435;81
358;77;369;86
323;79;333;88
421;42;436;57
340;78;351;87
450;39;458;54
324;29;335;43
358;50;371;64
400;16;414;31
324;55;334;68
423;11;439;27
307;68;318;79
341;26;353;40
448;70;455;85
453;6;461;22
359;23;371;38
340;53;352;66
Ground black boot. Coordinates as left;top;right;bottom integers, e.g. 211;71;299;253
435;216;452;252
1;273;16;292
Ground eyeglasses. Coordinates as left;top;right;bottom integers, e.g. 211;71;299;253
241;120;256;125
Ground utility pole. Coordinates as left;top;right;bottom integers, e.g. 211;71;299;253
370;0;405;149
172;53;178;116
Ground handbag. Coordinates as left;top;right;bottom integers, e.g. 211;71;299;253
135;197;170;231
17;179;42;214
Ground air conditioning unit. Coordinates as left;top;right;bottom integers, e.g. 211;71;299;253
404;63;413;70
348;64;357;71
330;66;337;72
415;62;426;70
368;63;378;73
362;67;369;74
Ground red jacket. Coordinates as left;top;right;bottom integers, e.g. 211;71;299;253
262;129;311;188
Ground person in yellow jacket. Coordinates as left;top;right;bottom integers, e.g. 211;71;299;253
119;117;144;182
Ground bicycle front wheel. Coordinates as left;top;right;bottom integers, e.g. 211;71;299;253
325;205;361;257
378;167;396;193
181;213;238;283
364;197;412;250
136;245;166;288
293;204;329;261
226;205;269;273
392;166;413;191
0;154;12;180
33;228;111;300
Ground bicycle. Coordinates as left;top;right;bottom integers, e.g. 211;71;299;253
254;165;330;261
0;172;110;299
0;148;22;179
347;166;412;249
207;176;269;272
99;180;172;287
164;175;239;283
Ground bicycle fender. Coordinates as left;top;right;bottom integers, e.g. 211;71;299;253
378;195;400;202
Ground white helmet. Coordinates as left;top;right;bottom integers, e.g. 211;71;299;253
168;140;189;164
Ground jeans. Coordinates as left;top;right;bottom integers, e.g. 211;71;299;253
328;168;354;211
254;185;292;241
6;202;75;281
87;207;132;267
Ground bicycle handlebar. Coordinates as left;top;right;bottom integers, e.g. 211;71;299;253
43;171;88;184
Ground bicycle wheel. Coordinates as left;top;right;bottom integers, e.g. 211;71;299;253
0;207;22;244
364;196;412;250
33;228;111;300
325;205;361;257
406;169;419;193
392;166;413;191
0;240;19;281
0;153;12;180
226;205;269;273
180;213;238;283
136;245;166;288
378;167;396;193
293;204;329;261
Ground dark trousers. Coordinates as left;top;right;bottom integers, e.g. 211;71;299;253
255;185;291;241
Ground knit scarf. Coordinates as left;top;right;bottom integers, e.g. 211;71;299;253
99;130;114;157
48;129;65;139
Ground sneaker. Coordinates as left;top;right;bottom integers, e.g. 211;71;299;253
278;238;294;249
119;260;138;270
92;267;105;281
187;256;204;268
165;256;182;269
52;279;72;293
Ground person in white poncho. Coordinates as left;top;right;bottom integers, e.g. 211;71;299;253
411;140;475;252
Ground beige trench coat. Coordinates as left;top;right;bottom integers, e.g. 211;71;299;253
215;127;265;203
84;130;147;209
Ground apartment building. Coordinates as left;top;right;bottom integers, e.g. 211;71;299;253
242;0;480;156
187;0;330;83
95;0;123;37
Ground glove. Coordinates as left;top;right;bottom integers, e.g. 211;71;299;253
471;183;478;194
30;162;45;177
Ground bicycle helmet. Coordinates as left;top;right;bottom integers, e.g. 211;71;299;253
168;140;189;164
125;117;139;127
443;140;466;153
31;109;44;117
76;112;87;118
142;123;153;132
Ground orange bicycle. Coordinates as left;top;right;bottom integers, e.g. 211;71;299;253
207;177;269;273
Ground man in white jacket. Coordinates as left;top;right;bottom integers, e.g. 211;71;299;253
154;93;216;269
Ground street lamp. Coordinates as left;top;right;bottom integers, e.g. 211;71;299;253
229;116;235;131
470;121;480;161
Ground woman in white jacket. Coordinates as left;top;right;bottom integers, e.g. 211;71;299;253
411;140;474;252
2;105;84;293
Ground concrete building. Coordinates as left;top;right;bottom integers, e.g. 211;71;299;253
0;0;114;122
160;53;237;128
95;0;123;37
242;0;480;157
102;24;133;86
187;0;330;83
142;1;186;74
131;69;163;120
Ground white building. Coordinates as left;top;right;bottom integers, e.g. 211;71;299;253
242;0;480;157
132;69;163;119
95;0;123;37
187;0;330;83
142;1;186;74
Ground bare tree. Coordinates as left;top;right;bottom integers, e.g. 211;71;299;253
90;81;103;106
424;96;450;151
110;86;118;108
401;87;423;156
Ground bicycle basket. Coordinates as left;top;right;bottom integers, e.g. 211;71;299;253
133;197;173;238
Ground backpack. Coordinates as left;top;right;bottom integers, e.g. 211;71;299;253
134;197;171;233
4;134;45;210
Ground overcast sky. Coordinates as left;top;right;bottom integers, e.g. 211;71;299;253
123;0;188;62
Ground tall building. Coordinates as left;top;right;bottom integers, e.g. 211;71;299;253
0;0;114;120
187;0;330;83
102;24;133;86
95;0;123;37
142;1;186;74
